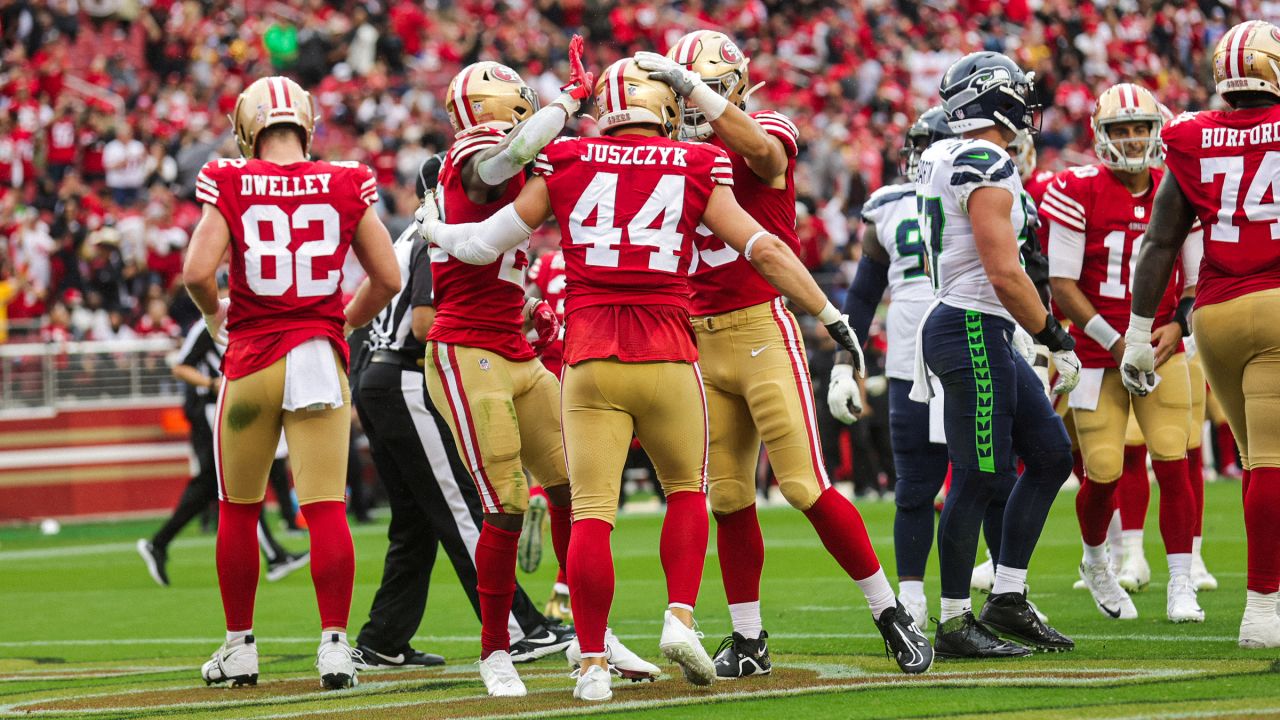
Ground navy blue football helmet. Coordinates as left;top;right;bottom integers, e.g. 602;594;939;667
902;105;956;180
939;52;1040;136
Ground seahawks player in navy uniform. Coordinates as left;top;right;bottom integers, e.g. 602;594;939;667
914;53;1080;657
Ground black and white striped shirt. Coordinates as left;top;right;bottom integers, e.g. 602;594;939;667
177;321;223;412
368;225;434;356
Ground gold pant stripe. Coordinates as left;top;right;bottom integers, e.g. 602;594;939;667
768;297;832;488
429;341;503;513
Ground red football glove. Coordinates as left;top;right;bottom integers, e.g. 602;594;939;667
531;300;561;353
560;34;595;102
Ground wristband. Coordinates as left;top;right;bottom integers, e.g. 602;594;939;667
817;302;842;325
743;230;767;261
1127;313;1154;344
1083;315;1121;350
1174;296;1195;336
1033;312;1076;352
689;83;730;122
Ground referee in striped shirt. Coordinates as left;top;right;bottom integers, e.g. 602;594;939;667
352;157;573;669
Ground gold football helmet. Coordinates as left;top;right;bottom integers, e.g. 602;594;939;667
1214;20;1280;104
594;58;681;138
1092;83;1164;172
231;76;316;159
666;30;751;139
445;61;540;133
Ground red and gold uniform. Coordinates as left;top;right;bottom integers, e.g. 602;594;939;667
527;249;567;376
425;126;568;515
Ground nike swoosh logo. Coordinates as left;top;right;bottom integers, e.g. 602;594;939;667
751;345;770;357
523;632;557;645
893;626;928;668
375;652;405;663
1099;604;1121;619
965;152;991;161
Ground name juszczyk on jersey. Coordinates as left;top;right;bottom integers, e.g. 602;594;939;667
239;173;334;197
577;143;689;167
1201;123;1280;148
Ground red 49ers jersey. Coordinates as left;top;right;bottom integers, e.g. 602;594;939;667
428;126;535;361
689;110;801;316
533;134;733;364
195;157;377;379
527;249;567;318
1041;164;1182;367
1162;105;1280;308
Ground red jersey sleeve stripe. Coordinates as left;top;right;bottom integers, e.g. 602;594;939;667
1044;184;1086;215
1039;199;1086;232
195;188;218;204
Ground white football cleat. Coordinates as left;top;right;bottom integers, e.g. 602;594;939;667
900;594;928;632
1078;562;1138;620
201;635;259;686
477;650;526;697
1240;610;1280;648
1191;551;1218;591
1166;575;1205;623
970;557;995;592
659;610;715;686
1116;548;1151;593
566;628;660;681
572;664;613;702
315;634;359;689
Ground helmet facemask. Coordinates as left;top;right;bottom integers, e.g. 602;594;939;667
679;69;741;141
1094;117;1163;173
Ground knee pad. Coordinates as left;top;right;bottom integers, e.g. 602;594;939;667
778;475;823;511
1147;426;1190;461
895;475;945;513
1027;447;1077;486
708;476;755;515
472;396;521;465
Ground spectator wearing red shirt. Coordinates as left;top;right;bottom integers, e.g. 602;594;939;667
133;296;180;339
46;102;80;183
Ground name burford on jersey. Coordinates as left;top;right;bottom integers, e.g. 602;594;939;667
916;137;1031;321
862;182;933;380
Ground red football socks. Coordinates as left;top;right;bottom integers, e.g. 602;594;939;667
661;490;709;608
1072;449;1086;484
803;487;881;581
1076;478;1119;547
568;518;614;655
548;501;573;585
216;500;262;632
1245;468;1280;594
1117;445;1150;531
300;500;355;631
475;522;519;659
1188;446;1205;537
1151;459;1194;555
715;504;764;605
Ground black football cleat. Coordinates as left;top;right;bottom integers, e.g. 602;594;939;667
136;539;170;587
353;644;445;670
509;622;575;663
713;631;772;678
933;612;1032;659
979;592;1075;652
875;602;934;674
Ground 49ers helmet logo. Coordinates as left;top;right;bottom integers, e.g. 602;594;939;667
491;65;521;83
721;41;743;64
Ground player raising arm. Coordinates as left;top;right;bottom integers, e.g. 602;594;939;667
183;76;400;690
1125;20;1280;649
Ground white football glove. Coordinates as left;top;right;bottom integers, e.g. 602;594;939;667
1120;335;1158;396
1010;326;1036;365
633;51;702;97
415;190;441;243
203;297;230;347
1050;349;1081;395
827;364;862;425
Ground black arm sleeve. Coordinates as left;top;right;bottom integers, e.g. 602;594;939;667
1020;239;1052;310
841;255;890;349
408;237;434;309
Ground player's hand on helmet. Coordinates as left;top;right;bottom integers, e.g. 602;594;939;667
827;364;863;425
415;190;441;243
1010;326;1036;365
1050;349;1081;395
528;299;561;353
204;297;230;347
822;313;866;378
1120;335;1158;396
634;51;702;97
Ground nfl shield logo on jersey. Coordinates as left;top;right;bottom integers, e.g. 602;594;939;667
1135;206;1145;219
479;358;491;371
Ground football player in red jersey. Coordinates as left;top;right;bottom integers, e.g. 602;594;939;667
1127;20;1280;648
633;32;932;677
1044;83;1204;624
418;58;874;701
182;76;400;689
424;45;614;697
526;249;567;380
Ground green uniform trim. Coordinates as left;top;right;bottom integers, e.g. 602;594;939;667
965;311;996;473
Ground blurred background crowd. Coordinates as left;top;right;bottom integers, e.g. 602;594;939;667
0;0;1256;493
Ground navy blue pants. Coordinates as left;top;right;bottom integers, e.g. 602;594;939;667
889;378;1012;580
922;304;1072;600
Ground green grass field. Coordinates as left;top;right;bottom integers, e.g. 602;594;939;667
2;480;1278;719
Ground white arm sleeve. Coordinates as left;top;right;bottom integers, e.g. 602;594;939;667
429;204;533;265
1180;227;1203;289
475;103;571;186
1047;221;1086;280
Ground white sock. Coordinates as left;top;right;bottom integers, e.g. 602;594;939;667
1192;536;1204;557
226;629;252;644
940;597;971;623
553;582;570;596
899;580;926;602
1107;509;1123;547
1082;541;1108;567
991;565;1028;596
322;630;348;645
1122;529;1145;546
728;601;764;639
856;567;897;618
1245;590;1278;616
1167;553;1192;578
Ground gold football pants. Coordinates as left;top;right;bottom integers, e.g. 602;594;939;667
562;359;707;525
692;298;831;515
215;348;351;505
426;341;569;515
1193;288;1280;470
